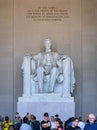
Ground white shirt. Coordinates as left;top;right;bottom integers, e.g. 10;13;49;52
78;121;85;130
51;121;56;129
20;123;32;130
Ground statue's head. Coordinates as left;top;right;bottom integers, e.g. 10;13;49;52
44;38;52;52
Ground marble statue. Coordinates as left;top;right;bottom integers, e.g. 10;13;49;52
32;38;62;93
21;38;75;97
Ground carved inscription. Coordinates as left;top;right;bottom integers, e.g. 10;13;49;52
26;6;69;21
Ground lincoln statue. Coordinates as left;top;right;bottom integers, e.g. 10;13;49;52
21;38;75;97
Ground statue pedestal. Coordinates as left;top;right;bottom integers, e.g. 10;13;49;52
17;94;75;121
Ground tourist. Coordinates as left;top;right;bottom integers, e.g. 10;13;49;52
32;115;40;130
84;113;97;130
20;116;32;130
8;125;16;130
66;117;81;130
78;117;85;130
50;116;56;130
64;117;74;130
14;112;22;130
56;120;63;130
41;112;51;130
1;116;13;130
55;114;61;121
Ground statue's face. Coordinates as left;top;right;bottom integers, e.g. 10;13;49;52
45;42;51;49
44;39;52;52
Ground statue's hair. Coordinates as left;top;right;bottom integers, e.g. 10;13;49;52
44;38;52;46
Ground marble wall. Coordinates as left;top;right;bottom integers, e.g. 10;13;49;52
81;0;97;117
0;0;97;119
0;0;14;118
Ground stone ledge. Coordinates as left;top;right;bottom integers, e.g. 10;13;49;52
18;93;74;102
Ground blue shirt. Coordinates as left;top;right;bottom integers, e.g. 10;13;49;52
84;123;97;130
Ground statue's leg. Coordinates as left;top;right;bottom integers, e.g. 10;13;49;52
37;67;44;93
49;67;57;93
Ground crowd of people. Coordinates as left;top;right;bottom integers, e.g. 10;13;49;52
1;112;97;130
